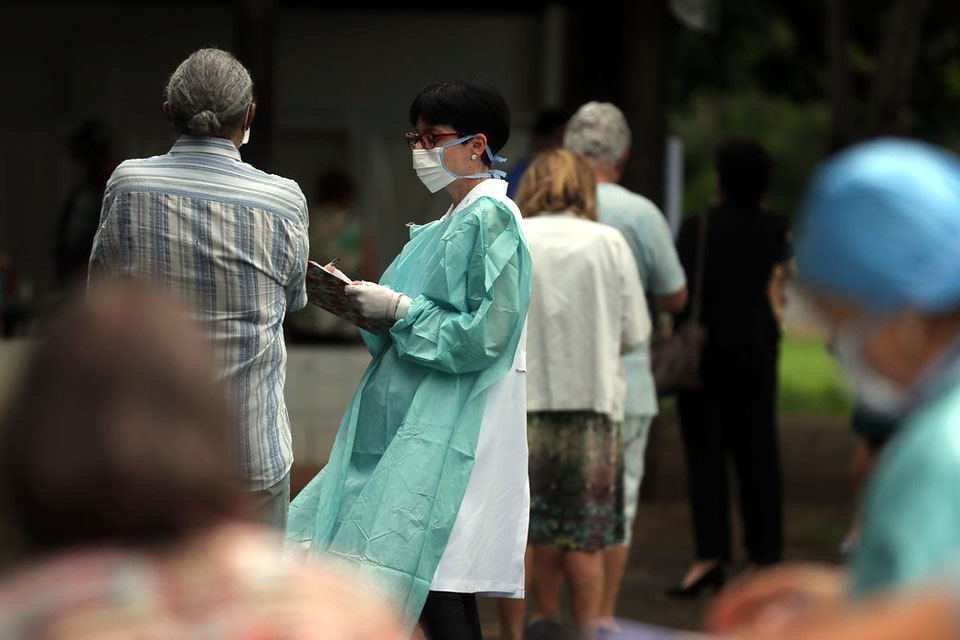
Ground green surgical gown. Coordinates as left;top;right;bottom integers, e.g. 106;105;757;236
852;376;960;595
287;194;531;626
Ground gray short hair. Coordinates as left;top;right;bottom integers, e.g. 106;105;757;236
563;102;632;169
164;48;253;137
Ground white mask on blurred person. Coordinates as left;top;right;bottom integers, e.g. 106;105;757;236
833;321;910;418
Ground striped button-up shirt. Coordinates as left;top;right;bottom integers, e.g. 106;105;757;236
90;135;309;491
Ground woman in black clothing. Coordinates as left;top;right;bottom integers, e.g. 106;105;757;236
668;140;790;597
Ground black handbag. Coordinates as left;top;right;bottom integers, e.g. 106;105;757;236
651;212;708;395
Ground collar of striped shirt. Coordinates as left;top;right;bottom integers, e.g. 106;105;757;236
169;135;242;161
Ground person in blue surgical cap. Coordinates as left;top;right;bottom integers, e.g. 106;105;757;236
706;138;960;636
287;80;531;640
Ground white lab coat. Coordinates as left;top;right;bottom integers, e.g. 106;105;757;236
430;179;529;598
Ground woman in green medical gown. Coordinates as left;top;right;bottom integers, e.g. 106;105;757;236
288;81;532;640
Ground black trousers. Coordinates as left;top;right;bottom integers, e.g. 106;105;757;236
677;344;783;565
420;591;482;640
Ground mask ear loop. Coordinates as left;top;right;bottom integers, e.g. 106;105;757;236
438;135;508;180
485;145;508;179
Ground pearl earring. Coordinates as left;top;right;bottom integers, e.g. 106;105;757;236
471;153;478;160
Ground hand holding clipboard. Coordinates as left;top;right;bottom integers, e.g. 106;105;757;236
305;259;395;334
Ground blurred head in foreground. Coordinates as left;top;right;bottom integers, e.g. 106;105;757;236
795;138;960;418
0;282;244;555
0;284;402;639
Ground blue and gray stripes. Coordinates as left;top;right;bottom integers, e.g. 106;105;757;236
89;135;309;491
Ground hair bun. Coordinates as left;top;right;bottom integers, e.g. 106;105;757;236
187;110;221;135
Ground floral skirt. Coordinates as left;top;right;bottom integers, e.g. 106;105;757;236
528;411;624;551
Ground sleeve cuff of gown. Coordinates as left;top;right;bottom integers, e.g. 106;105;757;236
395;294;413;320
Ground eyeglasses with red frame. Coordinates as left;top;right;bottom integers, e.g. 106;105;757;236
405;130;466;150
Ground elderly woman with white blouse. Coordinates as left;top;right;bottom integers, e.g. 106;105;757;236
500;149;650;639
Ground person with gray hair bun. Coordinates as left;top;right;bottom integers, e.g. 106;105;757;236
564;101;688;627
89;47;309;531
163;47;256;143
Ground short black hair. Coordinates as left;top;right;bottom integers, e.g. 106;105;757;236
409;80;510;166
715;139;773;208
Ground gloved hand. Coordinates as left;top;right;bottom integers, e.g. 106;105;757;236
344;281;412;321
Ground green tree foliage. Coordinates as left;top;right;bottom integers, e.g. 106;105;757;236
669;0;960;217
670;91;829;216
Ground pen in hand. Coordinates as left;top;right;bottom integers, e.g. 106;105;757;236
321;257;357;284
323;257;343;275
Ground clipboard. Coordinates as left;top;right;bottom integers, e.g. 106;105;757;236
305;260;395;334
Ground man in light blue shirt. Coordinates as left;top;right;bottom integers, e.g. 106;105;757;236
565;102;688;623
89;49;308;530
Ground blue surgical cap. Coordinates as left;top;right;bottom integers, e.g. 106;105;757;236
795;138;960;314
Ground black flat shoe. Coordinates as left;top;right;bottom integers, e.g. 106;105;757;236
665;564;726;598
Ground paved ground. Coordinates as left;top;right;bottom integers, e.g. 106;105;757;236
475;500;849;637
475;410;854;638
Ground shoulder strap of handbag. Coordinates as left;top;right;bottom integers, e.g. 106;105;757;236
690;211;708;323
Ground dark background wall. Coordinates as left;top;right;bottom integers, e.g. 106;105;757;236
0;1;570;297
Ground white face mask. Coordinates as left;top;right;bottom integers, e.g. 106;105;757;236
411;134;508;193
412;146;456;193
832;321;911;418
